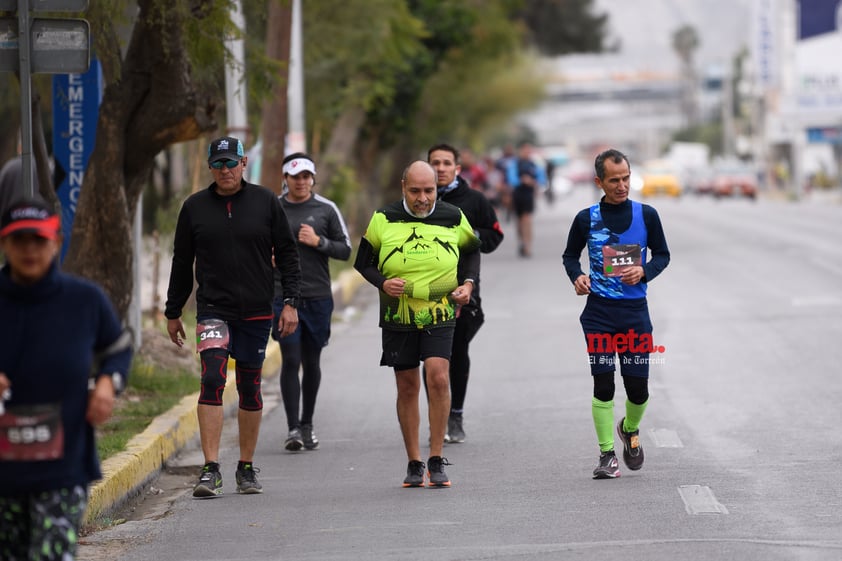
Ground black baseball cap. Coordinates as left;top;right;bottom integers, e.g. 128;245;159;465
207;136;245;164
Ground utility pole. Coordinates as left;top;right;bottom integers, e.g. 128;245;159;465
225;0;248;141
287;0;306;153
722;72;736;158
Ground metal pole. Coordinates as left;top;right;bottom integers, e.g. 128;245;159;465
130;197;142;349
17;0;34;198
287;0;306;153
225;0;248;140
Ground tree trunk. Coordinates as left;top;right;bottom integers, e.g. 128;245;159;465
259;0;292;195
63;0;218;321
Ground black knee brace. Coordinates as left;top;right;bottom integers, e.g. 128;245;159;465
622;375;649;405
593;371;615;402
236;362;263;411
199;348;229;406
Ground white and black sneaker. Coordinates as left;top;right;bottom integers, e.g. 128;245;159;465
301;424;319;450
193;462;223;498
285;427;303;451
446;413;465;443
593;451;620;479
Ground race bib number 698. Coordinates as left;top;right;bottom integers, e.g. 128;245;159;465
0;403;65;461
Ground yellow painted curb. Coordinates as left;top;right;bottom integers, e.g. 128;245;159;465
84;343;282;523
335;269;366;308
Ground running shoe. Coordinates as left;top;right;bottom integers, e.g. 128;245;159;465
301;423;320;450
427;456;452;487
403;460;426;488
235;463;263;494
193;462;223;497
446;413;465;443
284;427;304;451
592;451;620;479
616;417;644;470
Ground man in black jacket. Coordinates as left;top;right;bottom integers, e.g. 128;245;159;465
165;136;301;497
427;143;504;443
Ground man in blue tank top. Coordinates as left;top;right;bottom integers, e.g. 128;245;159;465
562;148;671;479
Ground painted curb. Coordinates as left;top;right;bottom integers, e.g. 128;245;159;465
84;346;282;523
84;269;363;524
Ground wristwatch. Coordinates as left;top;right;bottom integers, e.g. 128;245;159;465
89;372;125;396
283;297;298;309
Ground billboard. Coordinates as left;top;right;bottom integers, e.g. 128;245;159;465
794;0;842;120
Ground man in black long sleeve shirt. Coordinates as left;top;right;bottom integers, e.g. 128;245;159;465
427;143;504;443
165;136;301;497
562;148;670;480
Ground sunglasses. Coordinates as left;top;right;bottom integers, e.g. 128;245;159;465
211;159;241;170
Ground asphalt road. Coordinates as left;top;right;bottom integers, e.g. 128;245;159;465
79;187;842;561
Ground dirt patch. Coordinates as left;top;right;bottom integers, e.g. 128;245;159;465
136;326;199;374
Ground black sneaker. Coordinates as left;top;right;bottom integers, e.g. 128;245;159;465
446;413;465;443
593;451;620;479
301;424;319;450
193;462;223;497
616;417;644;471
427;456;452;487
403;460;426;488
235;463;263;494
285;427;303;451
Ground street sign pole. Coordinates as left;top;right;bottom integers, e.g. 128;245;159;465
0;0;90;200
17;0;33;197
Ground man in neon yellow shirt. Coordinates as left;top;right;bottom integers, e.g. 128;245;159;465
354;161;480;488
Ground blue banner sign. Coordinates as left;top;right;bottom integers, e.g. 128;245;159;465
52;58;102;260
807;127;842;144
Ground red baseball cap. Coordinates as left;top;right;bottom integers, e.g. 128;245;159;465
0;199;61;240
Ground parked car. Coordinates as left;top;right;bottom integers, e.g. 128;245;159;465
687;167;716;196
641;161;683;197
712;162;758;199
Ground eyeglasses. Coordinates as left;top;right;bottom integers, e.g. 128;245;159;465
211;159;240;170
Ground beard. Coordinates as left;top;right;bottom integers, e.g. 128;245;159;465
402;198;434;219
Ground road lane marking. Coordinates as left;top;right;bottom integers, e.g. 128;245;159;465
649;428;683;448
678;485;729;515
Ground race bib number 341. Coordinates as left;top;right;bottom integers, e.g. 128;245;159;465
0;403;64;461
196;319;230;353
603;244;642;277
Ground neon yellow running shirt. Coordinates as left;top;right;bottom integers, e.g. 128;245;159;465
362;200;480;330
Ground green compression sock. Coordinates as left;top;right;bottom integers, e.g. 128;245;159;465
623;399;649;432
591;397;615;452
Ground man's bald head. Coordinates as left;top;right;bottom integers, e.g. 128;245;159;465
401;160;437;218
402;160;436;185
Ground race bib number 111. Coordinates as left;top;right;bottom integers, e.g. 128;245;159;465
603;244;642;277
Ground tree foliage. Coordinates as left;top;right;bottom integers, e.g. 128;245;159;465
508;0;608;55
1;0;612;324
299;0;609;218
63;0;230;320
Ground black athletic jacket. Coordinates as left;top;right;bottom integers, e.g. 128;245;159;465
438;176;504;306
165;180;301;321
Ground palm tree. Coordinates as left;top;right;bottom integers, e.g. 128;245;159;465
672;25;700;126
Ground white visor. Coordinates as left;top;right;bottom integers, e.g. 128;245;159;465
283;158;316;176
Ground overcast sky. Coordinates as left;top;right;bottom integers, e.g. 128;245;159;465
592;0;752;74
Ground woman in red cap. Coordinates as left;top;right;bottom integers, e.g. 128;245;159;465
0;198;132;561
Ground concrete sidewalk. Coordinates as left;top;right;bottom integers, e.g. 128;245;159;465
84;269;365;524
